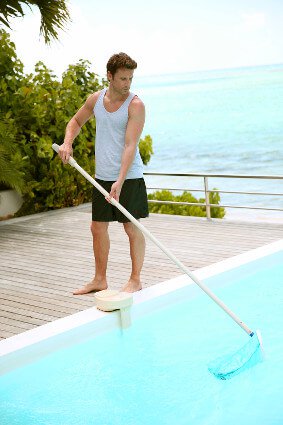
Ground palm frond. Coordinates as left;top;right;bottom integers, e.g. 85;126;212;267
34;0;71;43
0;1;25;21
0;1;71;43
0;15;11;27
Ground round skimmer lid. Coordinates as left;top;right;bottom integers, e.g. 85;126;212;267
95;289;133;312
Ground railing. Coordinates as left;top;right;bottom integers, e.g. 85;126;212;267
144;172;283;219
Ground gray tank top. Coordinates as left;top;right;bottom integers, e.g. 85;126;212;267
93;88;144;181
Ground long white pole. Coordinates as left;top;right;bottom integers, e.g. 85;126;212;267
52;144;254;336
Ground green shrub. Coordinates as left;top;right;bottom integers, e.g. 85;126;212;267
139;135;153;165
0;118;26;192
148;189;225;218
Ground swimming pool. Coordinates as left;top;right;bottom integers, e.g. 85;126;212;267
0;241;282;425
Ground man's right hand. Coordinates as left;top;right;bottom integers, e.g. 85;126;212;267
58;143;73;164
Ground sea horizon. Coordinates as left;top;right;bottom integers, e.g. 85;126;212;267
134;63;283;221
135;62;283;85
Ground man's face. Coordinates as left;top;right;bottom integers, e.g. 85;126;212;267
108;68;134;95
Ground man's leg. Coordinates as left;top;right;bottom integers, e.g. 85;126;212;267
73;221;109;295
121;221;145;292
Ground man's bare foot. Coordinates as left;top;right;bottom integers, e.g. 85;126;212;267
121;278;142;293
73;278;108;295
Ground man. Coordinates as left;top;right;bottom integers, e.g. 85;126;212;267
58;52;148;294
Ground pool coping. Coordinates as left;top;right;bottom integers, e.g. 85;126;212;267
1;239;282;374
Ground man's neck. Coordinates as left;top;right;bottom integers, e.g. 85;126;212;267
107;85;129;102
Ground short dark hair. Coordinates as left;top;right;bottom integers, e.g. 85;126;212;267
107;52;137;77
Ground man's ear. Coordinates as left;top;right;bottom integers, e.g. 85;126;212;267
107;71;113;82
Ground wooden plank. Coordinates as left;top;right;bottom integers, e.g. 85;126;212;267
1;313;46;328
1;303;65;322
0;287;92;311
0;329;20;338
0;279;95;303
0;321;36;334
0;299;68;320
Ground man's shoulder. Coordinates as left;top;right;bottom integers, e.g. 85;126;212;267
129;95;145;113
131;95;144;106
86;90;102;109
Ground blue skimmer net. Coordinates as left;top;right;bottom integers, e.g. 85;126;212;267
208;331;263;380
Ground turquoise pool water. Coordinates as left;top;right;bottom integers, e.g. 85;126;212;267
0;251;282;425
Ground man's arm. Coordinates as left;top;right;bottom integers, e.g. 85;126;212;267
108;97;145;201
58;92;99;164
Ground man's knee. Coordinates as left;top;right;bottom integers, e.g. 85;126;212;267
90;221;109;237
123;222;143;240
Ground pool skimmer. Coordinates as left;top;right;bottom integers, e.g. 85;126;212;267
94;290;133;329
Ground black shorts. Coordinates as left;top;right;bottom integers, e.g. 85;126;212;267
92;178;149;223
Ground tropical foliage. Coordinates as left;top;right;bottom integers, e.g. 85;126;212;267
148;189;225;218
138;135;153;165
0;118;25;192
0;0;71;43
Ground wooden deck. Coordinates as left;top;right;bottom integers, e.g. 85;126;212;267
1;204;283;340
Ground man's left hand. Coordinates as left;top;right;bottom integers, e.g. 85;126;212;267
107;180;123;203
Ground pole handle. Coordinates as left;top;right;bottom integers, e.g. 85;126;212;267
52;143;77;167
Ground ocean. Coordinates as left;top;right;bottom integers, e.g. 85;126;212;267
134;64;283;220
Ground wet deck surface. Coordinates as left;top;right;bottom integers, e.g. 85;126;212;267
1;204;283;339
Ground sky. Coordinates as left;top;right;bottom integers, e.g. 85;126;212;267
6;0;283;79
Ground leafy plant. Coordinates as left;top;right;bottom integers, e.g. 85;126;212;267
0;118;26;192
148;189;225;218
139;135;153;165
